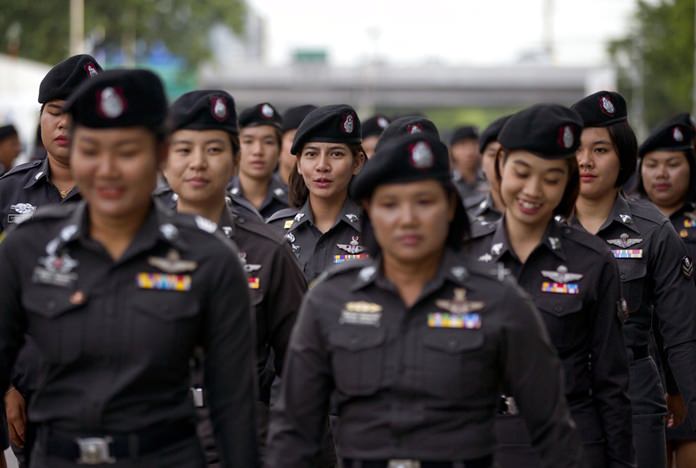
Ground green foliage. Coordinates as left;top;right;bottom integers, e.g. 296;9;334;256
0;0;246;68
609;0;695;129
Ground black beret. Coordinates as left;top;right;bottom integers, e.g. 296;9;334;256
63;69;167;129
0;125;18;141
290;104;361;155
362;114;391;138
639;116;694;157
351;132;450;200
38;54;102;104
479;115;510;153
449;125;479;146
239;102;282;129
377;116;440;151
499;104;583;159
168;90;238;135
570;90;627;127
281;105;317;133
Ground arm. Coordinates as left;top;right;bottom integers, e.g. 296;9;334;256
265;288;333;468
203;250;258;468
502;284;585;468
590;258;634;467
0;234;27;395
649;223;696;429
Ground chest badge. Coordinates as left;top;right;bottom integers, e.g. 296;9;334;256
610;249;643;259
148;249;198;273
339;301;382;326
8;202;36;224
607;233;642;249
337;236;366;255
33;251;79;287
137;273;191;292
436;288;485;315
541;265;582;295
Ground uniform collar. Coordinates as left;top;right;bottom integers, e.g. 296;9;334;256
485;216;566;263
289;197;362;232
672;200;696;222
219;200;237;239
23;157;50;189
229;176;288;210
569;192;641;235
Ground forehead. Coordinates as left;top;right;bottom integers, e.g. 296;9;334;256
302;141;350;151
507;150;569;171
171;128;229;143
240;125;277;138
580;126;611;142
74;125;154;146
643;150;688;162
372;179;446;197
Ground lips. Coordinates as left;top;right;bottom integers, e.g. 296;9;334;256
396;234;422;246
96;186;125;199
313;178;333;189
580;173;597;183
517;198;542;216
54;136;69;147
653;183;672;191
185;177;209;188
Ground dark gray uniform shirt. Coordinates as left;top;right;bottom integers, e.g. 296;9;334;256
228;176;289;221
267;198;367;282
569;194;696;428
0;201;258;467
466;218;633;466
266;249;585;468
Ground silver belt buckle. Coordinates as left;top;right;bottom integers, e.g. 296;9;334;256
388;460;421;468
192;387;204;408
75;437;116;465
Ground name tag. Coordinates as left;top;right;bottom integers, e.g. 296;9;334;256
137;273;191;291
541;281;580;295
611;249;643;259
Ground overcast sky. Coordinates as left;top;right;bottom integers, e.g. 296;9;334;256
247;0;637;67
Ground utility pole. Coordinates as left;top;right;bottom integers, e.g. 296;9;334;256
69;0;85;55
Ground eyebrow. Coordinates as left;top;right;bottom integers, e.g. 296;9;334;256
591;140;613;146
46;104;63;111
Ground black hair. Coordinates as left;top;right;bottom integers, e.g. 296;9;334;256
607;121;638;187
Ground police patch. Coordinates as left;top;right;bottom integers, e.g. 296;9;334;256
682;256;694;279
211;96;228;121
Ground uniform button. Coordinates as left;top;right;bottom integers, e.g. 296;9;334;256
620;273;626;280
448;339;458;350
553;305;562;313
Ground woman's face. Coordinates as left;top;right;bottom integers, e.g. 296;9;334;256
297;142;363;200
500;150;569;227
641;150;690;210
481;141;501;190
165;129;234;206
40;100;72;164
71;126;162;220
239;125;280;181
575;127;621;200
366;179;454;264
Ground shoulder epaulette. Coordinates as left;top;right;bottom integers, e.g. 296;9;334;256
267;207;299;224
0;160;42;180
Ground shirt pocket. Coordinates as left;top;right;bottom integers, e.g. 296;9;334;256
129;291;201;369
22;289;85;364
421;328;486;401
327;326;386;396
535;296;586;352
616;260;647;315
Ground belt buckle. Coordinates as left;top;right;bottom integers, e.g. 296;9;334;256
191;387;204;408
388;460;421;468
75;437;116;465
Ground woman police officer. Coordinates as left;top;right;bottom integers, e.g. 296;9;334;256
466;103;633;467
0;70;257;467
571;90;696;468
265;131;585;468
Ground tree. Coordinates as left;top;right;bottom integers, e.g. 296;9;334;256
0;0;246;68
609;0;694;130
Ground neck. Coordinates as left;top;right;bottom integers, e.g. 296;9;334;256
490;186;505;213
177;196;226;224
656;199;685;218
47;153;74;194
383;249;444;308
504;213;549;263
458;169;477;184
575;189;618;234
239;172;271;208
309;191;347;233
89;204;150;260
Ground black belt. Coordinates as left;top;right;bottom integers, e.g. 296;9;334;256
628;346;649;361
343;455;493;468
39;420;194;464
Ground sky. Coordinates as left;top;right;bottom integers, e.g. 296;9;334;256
247;0;638;67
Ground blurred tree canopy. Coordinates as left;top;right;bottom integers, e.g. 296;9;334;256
609;0;694;129
0;0;246;68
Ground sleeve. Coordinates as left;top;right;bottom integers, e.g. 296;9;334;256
266;242;307;375
649;223;696;429
265;286;333;468
590;257;634;467
203;248;259;468
501;283;586;468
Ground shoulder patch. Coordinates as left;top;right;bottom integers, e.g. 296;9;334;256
0;160;42;180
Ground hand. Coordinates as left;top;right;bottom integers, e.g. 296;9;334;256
667;393;687;428
5;386;26;448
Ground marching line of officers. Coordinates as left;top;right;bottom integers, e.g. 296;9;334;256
0;53;695;468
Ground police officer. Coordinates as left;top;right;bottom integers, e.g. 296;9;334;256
278;105;318;187
0;125;21;175
360;114;390;158
572;90;696;468
228;102;289;221
465;115;510;224
0;69;258;467
0;54;102;468
466;104;633;468
266;131;585;468
267;104;367;282
449;125;488;202
636;114;696;467
164;89;307;465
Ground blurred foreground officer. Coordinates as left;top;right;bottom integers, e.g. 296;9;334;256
450;125;487;202
375;115;440;151
637;115;696;467
0;124;21;174
572;91;696;468
278;105;317;186
229;102;289;220
165;89;306;465
467;104;633;467
0;69;258;467
266;132;586;468
267;105;367;282
360;114;390;158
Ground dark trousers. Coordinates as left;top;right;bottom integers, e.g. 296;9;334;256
629;356;667;468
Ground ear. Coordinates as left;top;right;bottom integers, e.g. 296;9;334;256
352;151;366;175
447;192;457;222
156;139;169;172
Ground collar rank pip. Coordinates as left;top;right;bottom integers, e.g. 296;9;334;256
339;301;382;326
607;233;643;259
619;214;633;224
541;265;582;294
429;288;484;330
147;249;198;273
284;212;305;229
